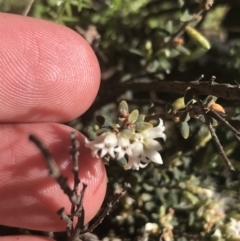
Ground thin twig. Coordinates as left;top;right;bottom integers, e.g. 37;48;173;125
29;135;78;204
193;93;235;172
57;207;73;234
22;0;35;16
70;132;81;199
210;111;240;142
80;183;131;234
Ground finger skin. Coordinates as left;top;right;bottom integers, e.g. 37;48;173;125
0;123;107;231
0;13;100;122
0;236;54;241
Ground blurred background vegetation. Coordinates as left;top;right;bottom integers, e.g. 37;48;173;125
1;0;240;240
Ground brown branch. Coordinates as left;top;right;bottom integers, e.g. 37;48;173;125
93;80;240;112
57;208;73;234
125;81;240;100
193;93;235;172
210;111;240;142
29;135;77;203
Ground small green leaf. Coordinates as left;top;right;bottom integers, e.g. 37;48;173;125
176;45;191;55
65;2;72;17
198;115;206;123
88;129;96;140
96;115;112;127
128;110;139;123
96;127;111;135
180;122;190;139
210;117;218;127
135;122;153;132
118;100;129;116
172;97;185;111
166;21;173;34
136;114;145;123
185;26;211;50
149;119;158;126
184;87;194;106
116;156;128;168
188;212;195;226
121;129;134;139
128;48;144;56
181;9;194;22
180;112;191;122
183;191;199;205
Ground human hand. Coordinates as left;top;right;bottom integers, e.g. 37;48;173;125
0;13;107;241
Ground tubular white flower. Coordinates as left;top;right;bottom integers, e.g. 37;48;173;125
126;119;166;169
85;132;118;158
125;155;148;170
142;118;166;141
115;134;133;160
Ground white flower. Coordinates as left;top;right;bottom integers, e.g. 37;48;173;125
125;119;166;170
226;218;240;238
145;222;159;233
114;134;133;160
142;118;166;141
85;132;117;158
212;228;222;238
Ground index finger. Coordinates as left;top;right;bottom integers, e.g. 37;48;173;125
0;13;100;123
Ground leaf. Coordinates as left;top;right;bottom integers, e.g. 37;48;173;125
181;9;194;22
172;97;185;111
198;115;206;123
96;115;113;127
118;100;129;117
149;119;158;126
185;26;211;50
180;112;191;122
165;20;173;34
128;48;144;56
88;129;96;140
209;103;225;113
121;129;134;139
65;2;72;17
116;156;128;168
96;127;111;135
135;122;153;132
183;191;199;205
180;122;190;139
176;45;191;55
128;110;139;123
184;87;194;106
136;114;145;123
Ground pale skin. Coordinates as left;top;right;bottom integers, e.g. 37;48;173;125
0;13;107;241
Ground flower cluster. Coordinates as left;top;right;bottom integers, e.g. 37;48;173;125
85;101;166;170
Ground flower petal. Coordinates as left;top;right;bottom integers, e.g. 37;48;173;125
131;142;144;156
143;119;166;140
144;150;163;164
144;139;162;151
